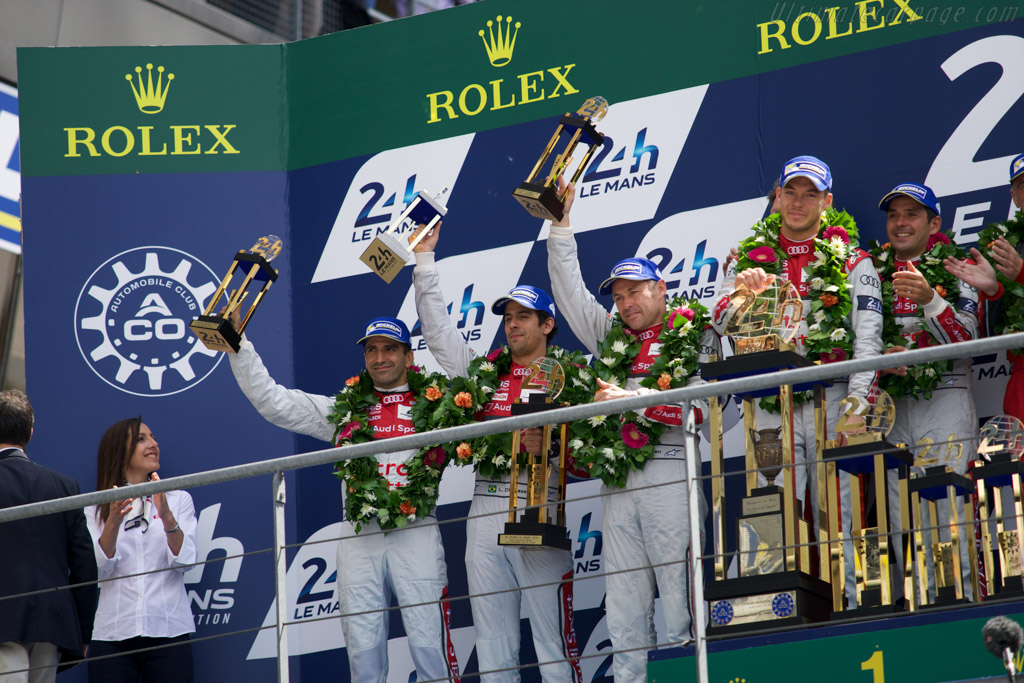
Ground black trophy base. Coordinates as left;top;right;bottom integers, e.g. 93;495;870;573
706;570;831;635
918;585;974;609
984;579;1024;602
699;351;831;400
190;315;241;353
513;182;564;222
498;522;571;551
831;587;907;619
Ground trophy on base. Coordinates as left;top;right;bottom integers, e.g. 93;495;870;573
497;357;571;550
359;187;449;283
702;278;834;633
190;235;282;353
823;390;914;615
973;415;1024;599
513;97;608;222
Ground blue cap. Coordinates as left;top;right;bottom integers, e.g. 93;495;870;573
780;155;832;191
356;317;411;346
878;182;941;216
1011;153;1024;183
597;257;664;296
491;285;556;317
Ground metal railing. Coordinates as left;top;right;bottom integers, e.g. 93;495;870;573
0;331;1022;683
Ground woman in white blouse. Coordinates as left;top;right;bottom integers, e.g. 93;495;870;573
86;417;197;682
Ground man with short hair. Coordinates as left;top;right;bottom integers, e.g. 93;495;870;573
0;390;98;683
546;186;718;683
944;152;1024;421
712;156;883;606
228;317;460;683
412;223;581;683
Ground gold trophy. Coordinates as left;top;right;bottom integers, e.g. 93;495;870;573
359;187;448;284
513;96;608;222
824;390;917;614
190;235;282;353
973;415;1024;599
497;357;571;550
703;277;833;633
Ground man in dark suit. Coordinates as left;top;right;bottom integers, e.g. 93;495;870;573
0;390;97;681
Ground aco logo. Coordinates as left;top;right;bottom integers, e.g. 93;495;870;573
74;246;222;396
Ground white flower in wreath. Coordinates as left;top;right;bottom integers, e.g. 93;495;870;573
808;323;821;332
606;464;616;474
925;367;937;378
570;438;584;450
755;235;766;244
493;455;507;467
364;492;377;502
827;238;847;260
600;356;616;367
478;361;495;373
809;277;825;291
814;310;826;324
551;347;565;358
571;377;585;388
924;256;939;267
877;250;889;262
673;365;687;379
579;369;592;382
359;504;377;517
823;284;839;293
829;328;847;342
481;385;495;395
611;339;629;354
424;486;435;497
378;510;390;523
588;415;607;427
811;251;827;267
602;447;617;461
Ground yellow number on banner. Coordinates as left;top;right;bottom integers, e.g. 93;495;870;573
861;650;884;682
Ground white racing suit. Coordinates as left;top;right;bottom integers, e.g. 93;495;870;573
546;226;714;683
885;259;979;602
229;340;459;683
712;234;883;606
413;252;581;683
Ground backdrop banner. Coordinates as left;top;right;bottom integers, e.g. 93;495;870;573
16;2;1024;681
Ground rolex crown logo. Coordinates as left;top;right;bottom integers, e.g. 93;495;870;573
126;63;174;114
478;15;520;68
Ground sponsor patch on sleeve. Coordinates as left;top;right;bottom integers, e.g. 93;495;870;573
956;297;978;315
857;295;883;314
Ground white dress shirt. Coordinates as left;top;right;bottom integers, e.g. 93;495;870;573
86;490;198;640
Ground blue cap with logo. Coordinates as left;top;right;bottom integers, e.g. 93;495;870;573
1011;153;1024;183
491;285;556;317
780;155;832;191
356;317;411;346
597;257;664;296
878;182;941;216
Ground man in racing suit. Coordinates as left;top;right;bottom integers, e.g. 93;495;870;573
711;156;883;607
411;223;581;683
945;152;1024;422
545;184;717;683
228;316;459;683
877;183;979;601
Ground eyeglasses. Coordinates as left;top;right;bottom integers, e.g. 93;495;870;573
123;497;149;533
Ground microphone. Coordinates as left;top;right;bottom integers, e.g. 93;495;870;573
983;616;1023;681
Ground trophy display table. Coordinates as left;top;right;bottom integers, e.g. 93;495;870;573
908;466;978;607
702;350;834;634
823;440;913;616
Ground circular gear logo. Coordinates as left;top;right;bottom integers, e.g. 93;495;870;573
74;246;223;397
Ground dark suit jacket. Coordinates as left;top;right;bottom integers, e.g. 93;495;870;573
0;449;98;666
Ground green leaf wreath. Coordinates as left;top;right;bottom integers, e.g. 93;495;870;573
571;297;709;488
869;232;965;400
733;208;861;412
328;366;476;532
976;210;1024;338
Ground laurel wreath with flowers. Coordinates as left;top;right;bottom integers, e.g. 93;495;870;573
457;345;595;480
569;297;709;488
976;210;1024;338
734;208;861;412
328;366;477;532
869;232;965;401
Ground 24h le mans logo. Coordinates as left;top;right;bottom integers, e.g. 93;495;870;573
74;246;222;397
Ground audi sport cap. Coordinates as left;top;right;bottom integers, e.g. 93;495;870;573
491;285;556;317
878;182;941;216
356;317;411;346
1011;153;1024;183
597;257;664;296
780;155;832;191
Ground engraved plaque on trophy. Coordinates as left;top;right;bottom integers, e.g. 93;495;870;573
190;235;282;353
359;187;449;284
513;97;608;222
498;357;571;550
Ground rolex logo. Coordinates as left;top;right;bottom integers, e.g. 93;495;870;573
126;63;174;114
478;15;520;67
